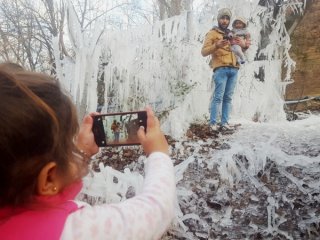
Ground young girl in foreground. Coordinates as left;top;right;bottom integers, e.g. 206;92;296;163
0;66;176;240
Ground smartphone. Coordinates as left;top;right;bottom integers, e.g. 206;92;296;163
92;111;147;147
223;35;231;40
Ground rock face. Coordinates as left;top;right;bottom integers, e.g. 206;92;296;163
286;1;320;110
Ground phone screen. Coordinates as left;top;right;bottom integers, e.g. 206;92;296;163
92;111;147;147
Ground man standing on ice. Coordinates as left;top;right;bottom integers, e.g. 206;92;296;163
201;8;250;131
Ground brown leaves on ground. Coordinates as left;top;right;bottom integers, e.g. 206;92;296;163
92;123;230;172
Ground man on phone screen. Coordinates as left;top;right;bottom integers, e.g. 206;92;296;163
201;8;250;131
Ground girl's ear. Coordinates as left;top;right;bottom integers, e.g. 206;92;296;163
37;162;63;195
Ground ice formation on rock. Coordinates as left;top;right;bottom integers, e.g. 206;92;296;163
54;0;301;138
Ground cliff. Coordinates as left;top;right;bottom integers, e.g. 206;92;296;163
286;0;320;111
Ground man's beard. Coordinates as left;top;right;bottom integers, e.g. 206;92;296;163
218;23;228;30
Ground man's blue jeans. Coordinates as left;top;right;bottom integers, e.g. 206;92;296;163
210;67;238;125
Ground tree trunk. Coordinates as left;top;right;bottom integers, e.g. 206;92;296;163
157;0;191;20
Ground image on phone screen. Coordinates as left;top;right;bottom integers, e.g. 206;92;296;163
92;111;147;147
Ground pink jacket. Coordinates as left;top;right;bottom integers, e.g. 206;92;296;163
0;181;82;240
0;152;176;240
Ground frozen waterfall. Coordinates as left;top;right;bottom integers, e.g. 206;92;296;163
54;0;295;139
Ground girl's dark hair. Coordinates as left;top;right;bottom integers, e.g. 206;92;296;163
0;65;79;207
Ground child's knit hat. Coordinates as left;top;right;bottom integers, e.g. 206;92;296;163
232;17;247;28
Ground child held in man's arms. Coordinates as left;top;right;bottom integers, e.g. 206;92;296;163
0;63;176;240
228;17;251;64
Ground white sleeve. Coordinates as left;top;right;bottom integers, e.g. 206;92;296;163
60;152;176;240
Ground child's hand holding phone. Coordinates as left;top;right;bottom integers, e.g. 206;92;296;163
137;107;169;156
76;114;99;157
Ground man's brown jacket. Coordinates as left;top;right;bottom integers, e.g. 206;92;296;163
201;27;239;71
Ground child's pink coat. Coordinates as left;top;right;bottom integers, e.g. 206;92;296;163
0;152;176;240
